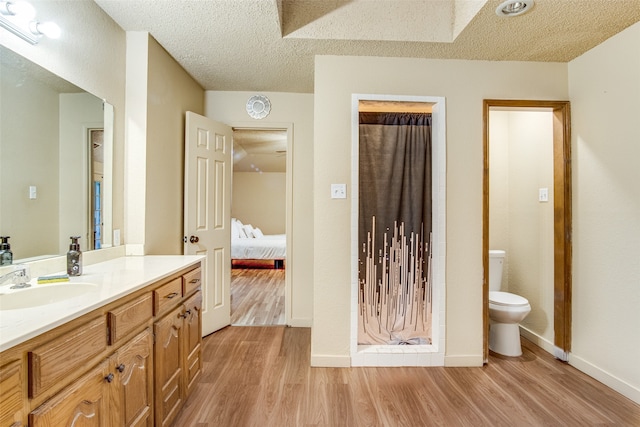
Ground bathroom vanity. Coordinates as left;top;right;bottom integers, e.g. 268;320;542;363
0;255;203;427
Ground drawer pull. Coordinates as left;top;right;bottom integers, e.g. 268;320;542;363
116;364;125;373
189;279;200;284
165;292;179;299
105;373;114;383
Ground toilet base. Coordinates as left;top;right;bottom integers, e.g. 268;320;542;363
489;322;523;357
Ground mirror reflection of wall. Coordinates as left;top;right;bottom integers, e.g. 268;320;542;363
0;45;112;261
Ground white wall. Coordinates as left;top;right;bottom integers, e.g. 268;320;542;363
205;91;314;326
489;110;555;345
232;172;286;235
569;21;640;403
313;56;568;366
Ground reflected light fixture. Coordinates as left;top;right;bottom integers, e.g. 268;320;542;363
496;0;535;17
0;1;60;44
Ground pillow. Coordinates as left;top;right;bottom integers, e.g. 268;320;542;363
242;224;255;238
252;227;264;238
231;220;242;239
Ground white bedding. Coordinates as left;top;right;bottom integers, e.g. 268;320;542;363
230;218;286;260
231;234;286;260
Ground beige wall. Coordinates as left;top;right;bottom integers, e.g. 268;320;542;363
59;93;104;254
489;110;555;344
0;65;59;259
145;36;204;254
205;91;314;326
313;56;568;366
568;21;640;402
0;0;126;243
232;172;286;235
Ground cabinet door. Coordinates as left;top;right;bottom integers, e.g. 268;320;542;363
112;328;153;427
29;360;109;427
183;290;202;396
0;360;24;427
154;306;183;427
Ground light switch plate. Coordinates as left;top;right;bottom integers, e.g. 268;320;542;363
539;188;549;202
331;183;347;199
29;185;37;199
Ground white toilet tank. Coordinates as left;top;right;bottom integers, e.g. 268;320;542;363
489;250;506;292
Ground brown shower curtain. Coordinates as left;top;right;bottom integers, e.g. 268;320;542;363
358;112;432;345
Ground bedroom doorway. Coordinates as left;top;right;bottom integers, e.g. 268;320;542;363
230;127;290;326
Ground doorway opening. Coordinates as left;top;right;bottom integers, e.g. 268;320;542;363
88;128;104;250
230;127;291;326
350;94;447;367
483;100;572;362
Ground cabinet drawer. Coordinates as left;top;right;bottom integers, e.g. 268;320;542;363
108;292;153;345
183;267;201;296
29;316;107;399
153;277;183;317
0;360;23;426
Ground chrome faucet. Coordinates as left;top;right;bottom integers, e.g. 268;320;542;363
0;265;31;289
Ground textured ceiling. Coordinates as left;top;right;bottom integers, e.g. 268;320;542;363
94;0;640;93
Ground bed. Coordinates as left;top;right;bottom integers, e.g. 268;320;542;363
231;218;286;268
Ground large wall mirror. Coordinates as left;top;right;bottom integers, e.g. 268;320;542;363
0;45;113;262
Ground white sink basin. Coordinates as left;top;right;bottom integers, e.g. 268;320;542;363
0;283;99;310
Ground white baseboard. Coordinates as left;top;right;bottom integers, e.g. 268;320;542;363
519;327;639;404
310;354;351;367
519;326;556;355
444;355;484;367
569;354;640;405
288;318;312;328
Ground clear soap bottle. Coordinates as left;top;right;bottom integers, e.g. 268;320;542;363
0;236;12;266
67;236;82;276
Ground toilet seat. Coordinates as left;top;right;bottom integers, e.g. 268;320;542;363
489;291;529;307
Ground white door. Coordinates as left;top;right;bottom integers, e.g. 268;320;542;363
184;111;232;335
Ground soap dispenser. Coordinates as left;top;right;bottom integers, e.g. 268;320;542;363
67;236;82;276
0;236;12;266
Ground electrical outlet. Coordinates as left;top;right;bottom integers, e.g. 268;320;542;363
331;184;347;199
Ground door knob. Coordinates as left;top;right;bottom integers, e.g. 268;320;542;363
189;235;199;243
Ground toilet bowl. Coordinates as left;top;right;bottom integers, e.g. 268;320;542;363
488;250;531;357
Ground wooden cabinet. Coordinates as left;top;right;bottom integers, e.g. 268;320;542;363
183;291;202;396
0;360;24;427
110;328;153;427
154;269;202;427
0;262;202;427
28;328;153;427
29;360;110;427
29;316;108;399
154;305;184;427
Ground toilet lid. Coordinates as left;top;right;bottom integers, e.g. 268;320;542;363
489;291;529;307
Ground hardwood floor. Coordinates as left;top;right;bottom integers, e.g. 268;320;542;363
173;327;640;426
231;268;285;326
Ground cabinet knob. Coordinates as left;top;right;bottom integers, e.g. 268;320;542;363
105;373;115;383
185;309;192;315
116;363;125;373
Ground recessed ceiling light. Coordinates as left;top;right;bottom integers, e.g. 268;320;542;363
496;0;535;17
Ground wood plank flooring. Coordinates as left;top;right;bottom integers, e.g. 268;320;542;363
173;326;640;426
231;268;285;326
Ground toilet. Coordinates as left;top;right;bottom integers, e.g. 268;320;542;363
488;250;531;357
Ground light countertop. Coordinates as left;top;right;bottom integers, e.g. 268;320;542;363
0;255;204;352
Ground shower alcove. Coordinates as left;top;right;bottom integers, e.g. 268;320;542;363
350;94;446;367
